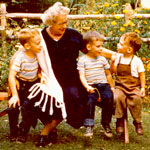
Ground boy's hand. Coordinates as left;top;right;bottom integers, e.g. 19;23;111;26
8;95;20;108
87;86;95;93
141;88;145;97
111;53;118;63
111;87;115;91
41;74;48;84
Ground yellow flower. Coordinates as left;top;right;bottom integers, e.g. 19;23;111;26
144;8;149;10
144;21;148;24
111;21;116;26
104;3;110;7
120;27;125;32
123;10;128;14
93;11;99;15
128;20;135;26
135;29;140;33
112;3;119;7
123;23;128;27
147;63;150;69
82;27;90;30
115;16;120;19
149;26;150;29
139;4;142;7
137;15;142;19
84;11;90;15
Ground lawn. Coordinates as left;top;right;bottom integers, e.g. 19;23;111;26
0;100;150;150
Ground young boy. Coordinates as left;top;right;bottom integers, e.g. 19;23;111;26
111;32;145;135
77;31;114;138
8;28;42;142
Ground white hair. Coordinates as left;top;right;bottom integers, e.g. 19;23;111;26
41;2;70;25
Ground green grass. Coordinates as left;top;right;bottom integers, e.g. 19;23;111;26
0;100;150;150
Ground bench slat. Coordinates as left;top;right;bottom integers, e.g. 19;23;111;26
0;92;8;100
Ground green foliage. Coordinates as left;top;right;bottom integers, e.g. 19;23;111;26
0;36;18;91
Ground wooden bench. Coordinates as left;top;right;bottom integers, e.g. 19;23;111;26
0;92;9;100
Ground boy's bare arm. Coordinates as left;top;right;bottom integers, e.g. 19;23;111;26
78;70;95;93
8;70;20;108
110;53;118;74
139;72;145;97
105;69;114;89
101;47;117;59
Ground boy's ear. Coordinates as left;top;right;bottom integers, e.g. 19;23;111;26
24;43;30;50
86;43;91;51
127;46;133;54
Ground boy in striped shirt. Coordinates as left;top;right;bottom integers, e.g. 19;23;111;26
77;31;114;138
8;28;42;142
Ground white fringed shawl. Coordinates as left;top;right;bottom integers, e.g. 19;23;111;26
28;31;67;119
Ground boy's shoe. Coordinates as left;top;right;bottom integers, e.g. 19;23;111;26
36;135;52;147
103;125;113;138
84;127;93;137
116;118;124;134
133;121;144;135
10;135;17;142
16;128;28;143
17;134;27;143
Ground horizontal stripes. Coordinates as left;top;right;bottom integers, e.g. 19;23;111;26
77;55;110;84
11;50;39;82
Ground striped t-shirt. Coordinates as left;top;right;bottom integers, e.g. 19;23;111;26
11;50;39;82
77;55;110;85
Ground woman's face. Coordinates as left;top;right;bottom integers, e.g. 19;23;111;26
51;14;68;36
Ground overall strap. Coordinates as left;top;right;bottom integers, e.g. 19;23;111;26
129;55;134;65
118;55;122;64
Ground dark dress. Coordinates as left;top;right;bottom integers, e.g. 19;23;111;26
41;27;87;128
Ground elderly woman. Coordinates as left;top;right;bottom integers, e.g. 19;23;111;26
25;2;87;147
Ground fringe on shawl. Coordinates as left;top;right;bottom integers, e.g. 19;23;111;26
28;82;67;119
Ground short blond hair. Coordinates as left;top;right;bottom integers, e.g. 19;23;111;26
41;2;70;25
17;28;39;46
121;32;142;52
